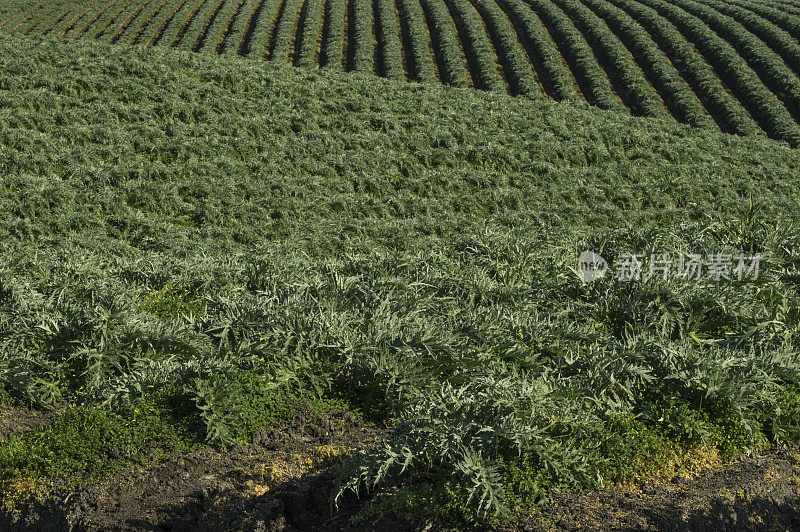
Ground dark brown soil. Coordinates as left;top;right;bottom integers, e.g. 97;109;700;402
1;403;798;531
509;445;800;532
0;407;53;443
0;406;393;531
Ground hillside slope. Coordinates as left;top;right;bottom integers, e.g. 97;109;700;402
2;0;800;145
0;35;799;524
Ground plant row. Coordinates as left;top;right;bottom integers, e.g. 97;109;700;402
347;0;374;71
3;0;800;140
0;6;18;28
395;0;437;82
96;1;145;42
267;0;302;63
700;0;800;79
242;0;282;57
134;0;187;45
320;0;345;68
418;0;470;86
552;0;667;118
105;0;159;44
61;0;107;39
174;0;228;52
580;0;715;128
114;0;172;44
217;0;260;54
294;0;324;67
195;0;245;53
2;2;45;34
156;0;205;46
375;0;405;80
496;0;578;100
36;4;78;35
469;0;541;96
636;0;800;146
606;0;762;137
15;2;61;35
669;0;800;122
524;0;625;112
51;1;99;37
5;4;58;34
443;0;505;91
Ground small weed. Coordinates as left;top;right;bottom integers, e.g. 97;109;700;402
137;284;205;319
0;475;46;514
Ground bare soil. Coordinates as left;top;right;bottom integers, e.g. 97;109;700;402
0;408;53;444
1;404;798;531
509;445;800;532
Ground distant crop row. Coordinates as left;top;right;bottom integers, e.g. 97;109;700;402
2;0;800;145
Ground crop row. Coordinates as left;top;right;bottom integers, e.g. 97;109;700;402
375;0;405;80
156;0;204;46
700;0;800;79
217;0;259;54
320;0;345;68
94;1;142;42
90;1;137;41
470;0;540;96
525;0;625;112
2;0;800;144
553;0;668;117
733;0;800;43
635;0;800;147
242;0;282;58
606;0;762;137
101;0;152;43
347;0;373;71
35;4;80;35
496;0;578;100
294;0;324;67
2;3;46;34
395;0;437;82
195;0;245;53
419;0;469;86
4;4;54;34
580;0;715;128
53;2;101;37
113;0;173;45
669;0;800;123
174;0;227;52
444;0;505;91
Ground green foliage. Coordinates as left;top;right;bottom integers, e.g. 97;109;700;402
0;390;203;498
359;480;502;526
189;370;301;447
137;283;206;319
595;414;683;483
0;385;12;407
0;34;799;523
1;0;800;144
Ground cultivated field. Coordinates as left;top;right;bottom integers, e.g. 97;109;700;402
2;0;800;145
0;1;799;528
